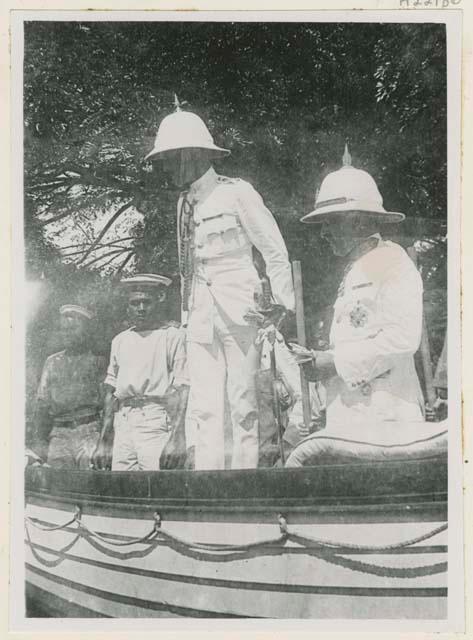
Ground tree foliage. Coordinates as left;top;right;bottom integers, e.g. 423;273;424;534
23;20;448;414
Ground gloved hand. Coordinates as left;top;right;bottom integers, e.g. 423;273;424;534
245;304;287;331
288;343;314;364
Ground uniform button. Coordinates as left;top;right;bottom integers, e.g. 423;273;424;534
206;279;212;286
197;243;204;249
201;259;208;265
194;220;201;226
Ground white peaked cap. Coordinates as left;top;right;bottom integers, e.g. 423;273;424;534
120;273;172;288
145;111;230;160
301;151;405;224
59;304;94;320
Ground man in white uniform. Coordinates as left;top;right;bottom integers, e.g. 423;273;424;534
92;274;189;471
291;148;425;434
146;105;295;469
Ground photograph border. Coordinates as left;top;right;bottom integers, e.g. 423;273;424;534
7;5;465;635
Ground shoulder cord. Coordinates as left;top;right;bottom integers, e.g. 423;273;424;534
179;194;194;312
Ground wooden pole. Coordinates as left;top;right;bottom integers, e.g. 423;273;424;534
292;261;312;431
269;346;286;465
406;246;437;409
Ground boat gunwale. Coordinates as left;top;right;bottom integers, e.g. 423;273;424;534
25;456;448;520
25;489;448;511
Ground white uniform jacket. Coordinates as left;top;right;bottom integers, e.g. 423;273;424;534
325;237;425;431
178;168;295;343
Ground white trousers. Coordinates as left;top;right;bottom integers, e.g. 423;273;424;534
112;403;170;471
187;311;259;470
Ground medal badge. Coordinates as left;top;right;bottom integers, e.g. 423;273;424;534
349;302;369;328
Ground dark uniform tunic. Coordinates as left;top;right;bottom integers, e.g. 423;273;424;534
36;350;106;468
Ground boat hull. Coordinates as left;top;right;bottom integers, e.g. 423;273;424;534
25;459;448;619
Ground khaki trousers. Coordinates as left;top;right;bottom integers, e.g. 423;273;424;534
48;421;100;469
187;311;259;470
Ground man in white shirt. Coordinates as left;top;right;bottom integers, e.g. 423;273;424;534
92;274;189;471
291;148;425;436
146;106;295;470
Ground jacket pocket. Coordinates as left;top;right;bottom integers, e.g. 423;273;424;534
197;212;247;255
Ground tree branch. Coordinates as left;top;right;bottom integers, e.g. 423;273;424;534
28;179;73;191
76;201;134;265
100;249;135;271
116;250;135;275
80;249;127;270
59;236;137;253
37;210;78;227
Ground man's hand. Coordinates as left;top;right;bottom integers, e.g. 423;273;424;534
92;384;116;470
160;384;189;470
91;438;112;471
296;418;324;440
25;447;48;468
296;422;311;439
243;308;265;325
289;345;336;381
160;431;187;470
288;343;314;364
425;396;448;422
245;304;287;332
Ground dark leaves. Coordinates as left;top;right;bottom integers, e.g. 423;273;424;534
24;21;447;356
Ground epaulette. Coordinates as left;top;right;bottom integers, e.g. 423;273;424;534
217;175;240;185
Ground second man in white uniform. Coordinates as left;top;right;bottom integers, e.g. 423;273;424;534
291;148;425;438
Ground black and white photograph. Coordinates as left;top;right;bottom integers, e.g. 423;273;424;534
9;8;463;631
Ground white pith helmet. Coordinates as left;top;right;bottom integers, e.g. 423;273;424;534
301;145;405;224
145;96;230;161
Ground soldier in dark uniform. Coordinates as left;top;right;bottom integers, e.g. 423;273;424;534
33;305;106;468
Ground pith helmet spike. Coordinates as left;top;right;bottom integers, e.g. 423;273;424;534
342;143;352;167
173;94;182;112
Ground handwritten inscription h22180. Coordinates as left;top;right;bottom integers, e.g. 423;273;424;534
399;0;461;6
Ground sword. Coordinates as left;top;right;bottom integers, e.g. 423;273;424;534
292;260;312;432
